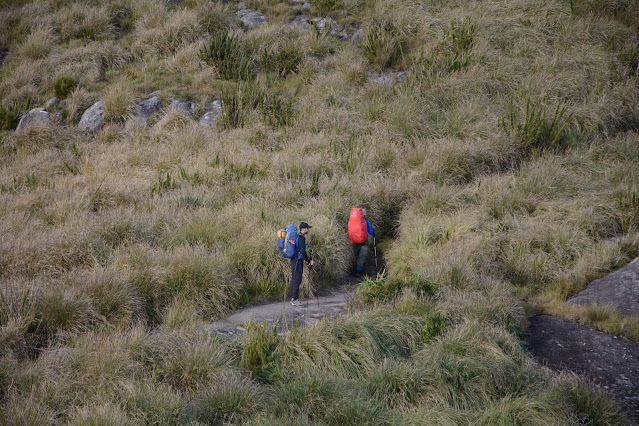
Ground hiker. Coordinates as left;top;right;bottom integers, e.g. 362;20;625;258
290;222;314;306
348;208;374;273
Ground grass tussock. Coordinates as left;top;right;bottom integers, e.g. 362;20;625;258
1;0;638;422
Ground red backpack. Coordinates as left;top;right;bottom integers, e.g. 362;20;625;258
348;208;367;244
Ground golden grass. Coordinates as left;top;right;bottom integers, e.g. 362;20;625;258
0;0;638;422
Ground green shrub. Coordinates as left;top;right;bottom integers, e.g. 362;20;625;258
558;376;624;425
261;93;295;129
422;311;447;341
364;359;424;408
0;99;29;131
261;46;302;77
54;76;78;99
109;4;134;33
362;22;404;70
151;172;176;196
158;333;231;391
240;321;279;381
219;82;261;129
200;32;254;81
413;19;477;78
186;374;264;424
499;98;572;155
312;0;344;16
357;273;437;303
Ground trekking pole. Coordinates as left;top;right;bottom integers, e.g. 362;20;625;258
374;235;378;269
312;264;319;306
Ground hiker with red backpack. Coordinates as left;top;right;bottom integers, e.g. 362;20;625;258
277;221;314;306
348;208;374;273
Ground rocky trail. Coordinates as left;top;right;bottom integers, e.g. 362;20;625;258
203;248;639;421
206;263;375;338
525;258;639;422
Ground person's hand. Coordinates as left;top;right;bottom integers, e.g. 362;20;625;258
310;260;315;267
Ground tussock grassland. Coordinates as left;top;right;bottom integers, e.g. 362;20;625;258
1;0;638;422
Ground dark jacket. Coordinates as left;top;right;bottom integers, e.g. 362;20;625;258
296;234;311;262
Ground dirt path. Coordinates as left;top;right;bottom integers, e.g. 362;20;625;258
204;284;357;337
525;257;639;423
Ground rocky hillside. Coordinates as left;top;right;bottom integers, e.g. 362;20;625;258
1;0;638;423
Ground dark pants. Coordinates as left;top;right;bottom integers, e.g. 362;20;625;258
290;258;303;300
355;235;370;269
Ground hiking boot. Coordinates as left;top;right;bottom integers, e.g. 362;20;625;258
290;298;302;306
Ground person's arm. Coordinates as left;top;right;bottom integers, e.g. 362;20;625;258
299;235;311;262
366;219;374;235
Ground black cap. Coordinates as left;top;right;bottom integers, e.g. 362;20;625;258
299;222;312;230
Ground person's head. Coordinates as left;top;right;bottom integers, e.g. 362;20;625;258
299;222;312;235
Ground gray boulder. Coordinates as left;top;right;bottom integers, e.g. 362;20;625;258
237;9;267;28
351;28;364;42
289;16;340;36
290;14;311;31
78;101;105;133
133;92;162;122
198;100;223;128
168;98;194;115
368;70;407;85
44;97;60;111
15;108;50;134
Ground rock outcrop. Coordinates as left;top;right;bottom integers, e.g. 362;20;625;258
526;315;639;421
133;92;162;122
237;9;267;28
15;108;50;134
568;258;639;316
168;98;194;115
198;100;223;128
368;70;407;85
78;101;105;133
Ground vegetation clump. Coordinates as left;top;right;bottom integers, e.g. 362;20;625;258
200;31;254;81
0;0;637;422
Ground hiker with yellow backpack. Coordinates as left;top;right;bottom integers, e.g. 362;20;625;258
277;222;314;306
348;208;375;273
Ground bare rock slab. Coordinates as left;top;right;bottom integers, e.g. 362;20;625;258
78;101;105;133
568;258;639;316
15;108;50;134
525;315;639;421
237;9;266;28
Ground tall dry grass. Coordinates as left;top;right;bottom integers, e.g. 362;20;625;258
1;0;638;422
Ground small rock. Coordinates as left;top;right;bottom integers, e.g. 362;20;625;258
198;100;222;128
237;2;246;10
313;17;340;35
290;14;311;31
78;101;105;133
168;98;194;115
368;70;407;85
133;92;163;122
15;108;50;134
44;97;60;111
237;9;267;28
302;2;311;10
289;16;340;35
351;28;364;42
